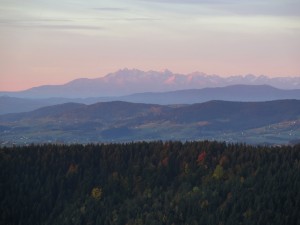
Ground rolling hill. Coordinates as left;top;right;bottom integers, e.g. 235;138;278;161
1;85;300;115
1;100;299;145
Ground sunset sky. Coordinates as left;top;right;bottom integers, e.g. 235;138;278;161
0;0;299;91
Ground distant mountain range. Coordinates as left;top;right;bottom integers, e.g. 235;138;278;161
1;100;299;145
1;69;300;98
1;85;300;115
1;69;299;144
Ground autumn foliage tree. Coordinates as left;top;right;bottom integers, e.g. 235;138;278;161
0;141;299;225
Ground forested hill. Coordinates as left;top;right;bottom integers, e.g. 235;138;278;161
1;100;300;145
1;141;300;225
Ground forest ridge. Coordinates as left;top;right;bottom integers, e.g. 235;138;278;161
1;141;300;225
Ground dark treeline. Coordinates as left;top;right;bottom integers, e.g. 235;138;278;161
0;141;300;225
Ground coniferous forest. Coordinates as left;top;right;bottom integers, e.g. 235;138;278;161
1;141;300;225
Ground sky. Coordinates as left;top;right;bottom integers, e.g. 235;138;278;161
0;0;300;91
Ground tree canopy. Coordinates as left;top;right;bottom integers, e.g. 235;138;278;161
0;141;300;225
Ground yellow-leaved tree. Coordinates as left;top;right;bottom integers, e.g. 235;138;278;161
91;187;102;200
213;165;224;179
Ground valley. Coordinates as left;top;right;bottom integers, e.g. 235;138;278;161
1;100;299;146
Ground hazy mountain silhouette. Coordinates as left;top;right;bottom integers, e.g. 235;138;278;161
1;85;300;114
1;69;299;98
119;85;300;104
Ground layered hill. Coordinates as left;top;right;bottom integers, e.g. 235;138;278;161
119;85;300;104
1;85;300;114
1;100;299;145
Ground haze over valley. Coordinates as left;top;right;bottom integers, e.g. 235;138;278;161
1;0;300;224
1;0;299;146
